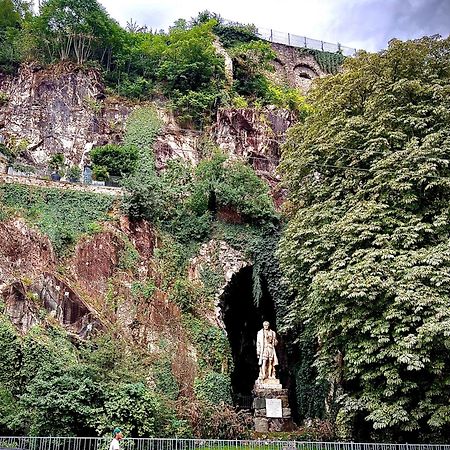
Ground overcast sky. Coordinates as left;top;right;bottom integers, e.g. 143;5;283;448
98;0;449;52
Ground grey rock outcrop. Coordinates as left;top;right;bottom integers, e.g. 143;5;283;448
0;62;129;168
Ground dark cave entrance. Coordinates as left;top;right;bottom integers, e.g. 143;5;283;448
220;266;288;403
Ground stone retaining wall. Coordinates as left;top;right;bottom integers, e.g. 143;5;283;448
0;173;124;196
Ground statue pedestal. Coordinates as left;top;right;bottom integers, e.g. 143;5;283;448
252;382;295;433
254;378;283;390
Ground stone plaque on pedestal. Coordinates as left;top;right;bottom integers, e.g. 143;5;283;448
253;386;294;432
266;398;282;418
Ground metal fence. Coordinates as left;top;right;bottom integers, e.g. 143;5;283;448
255;27;357;56
1;437;450;450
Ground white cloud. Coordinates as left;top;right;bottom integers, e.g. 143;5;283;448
98;0;449;52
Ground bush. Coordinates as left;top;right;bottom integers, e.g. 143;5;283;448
48;153;64;171
190;151;277;223
194;371;232;405
176;398;250;439
91;144;139;177
67;165;81;181
121;151;163;221
168;278;203;313
171;88;223;128
92;165;109;181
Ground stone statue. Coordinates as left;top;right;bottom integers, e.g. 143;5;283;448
256;321;279;382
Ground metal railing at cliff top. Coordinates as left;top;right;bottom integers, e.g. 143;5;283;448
256;27;357;56
0;437;449;450
221;19;357;56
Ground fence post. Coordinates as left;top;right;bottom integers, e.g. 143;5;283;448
270;29;273;41
288;32;290;46
321;40;324;51
304;36;307;48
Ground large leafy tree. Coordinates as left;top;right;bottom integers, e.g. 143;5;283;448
279;36;450;442
0;0;32;73
31;0;125;65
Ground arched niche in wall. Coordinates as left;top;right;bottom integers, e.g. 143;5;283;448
293;64;319;92
272;58;288;83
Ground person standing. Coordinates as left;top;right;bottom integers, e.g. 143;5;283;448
109;428;123;450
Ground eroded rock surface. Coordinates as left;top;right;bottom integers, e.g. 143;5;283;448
70;230;124;300
0;218;56;290
3;274;101;338
189;239;251;328
215;107;294;176
0;63;129;167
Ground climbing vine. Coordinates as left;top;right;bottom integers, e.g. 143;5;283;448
0;183;115;255
299;48;345;74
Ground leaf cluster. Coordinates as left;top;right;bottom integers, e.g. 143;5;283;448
279;36;450;442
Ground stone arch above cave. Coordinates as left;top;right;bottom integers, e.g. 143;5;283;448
188;240;293;405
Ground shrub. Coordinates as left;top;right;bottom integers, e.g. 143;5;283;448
190;151;277;223
67;165;81;181
92;165;109;181
48;153;64;171
91;144;139;177
194;371;233;405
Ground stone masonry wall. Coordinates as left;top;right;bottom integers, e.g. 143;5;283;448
270;42;325;93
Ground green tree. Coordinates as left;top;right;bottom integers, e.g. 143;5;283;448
157;20;225;126
279;36;450;442
91;144;139;177
0;0;32;73
158;20;223;93
31;0;125;65
230;40;276;100
190;151;277;223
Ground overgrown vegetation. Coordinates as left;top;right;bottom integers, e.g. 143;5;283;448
90;144;139;180
0;184;115;255
0;2;324;125
0;322;185;436
0;102;282;437
279;36;450;443
300;48;345;74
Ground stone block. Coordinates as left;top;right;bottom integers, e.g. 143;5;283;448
253;387;288;398
282;408;291;418
254;417;269;433
254;408;266;417
268;418;285;432
253;397;266;409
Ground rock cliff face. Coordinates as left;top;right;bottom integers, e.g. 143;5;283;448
0;210;201;393
0;215;154;337
215;108;294;176
0;63;295;184
0;218;101;337
0;63;129;168
0;218;56;290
